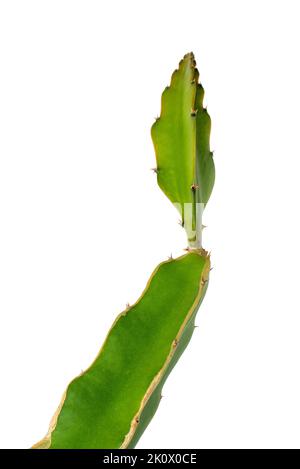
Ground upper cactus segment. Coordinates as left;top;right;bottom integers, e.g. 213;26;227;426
151;53;215;248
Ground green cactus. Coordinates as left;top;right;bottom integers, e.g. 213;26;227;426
33;52;214;449
152;52;214;248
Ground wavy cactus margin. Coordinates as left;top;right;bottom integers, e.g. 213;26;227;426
33;52;214;449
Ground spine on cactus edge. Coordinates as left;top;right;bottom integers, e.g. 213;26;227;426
33;252;210;449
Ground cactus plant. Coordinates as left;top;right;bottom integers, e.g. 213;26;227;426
33;52;214;449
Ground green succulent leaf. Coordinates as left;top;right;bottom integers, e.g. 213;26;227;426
33;252;210;449
151;53;215;247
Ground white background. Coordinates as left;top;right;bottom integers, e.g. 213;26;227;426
0;0;300;449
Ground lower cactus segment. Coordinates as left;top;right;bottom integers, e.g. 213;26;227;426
33;251;210;449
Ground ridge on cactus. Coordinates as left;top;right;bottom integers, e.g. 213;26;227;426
33;52;214;449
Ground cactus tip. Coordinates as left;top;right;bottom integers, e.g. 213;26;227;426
184;51;194;60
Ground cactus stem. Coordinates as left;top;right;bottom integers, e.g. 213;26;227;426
32;54;213;451
152;52;214;253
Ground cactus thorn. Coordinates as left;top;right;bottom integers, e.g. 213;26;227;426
151;167;158;174
191;108;198;117
135;417;140;424
191;183;199;191
168;254;173;260
202;224;207;230
126;303;130;309
201;278;208;286
178;219;184;227
184;247;190;252
173;338;178;348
